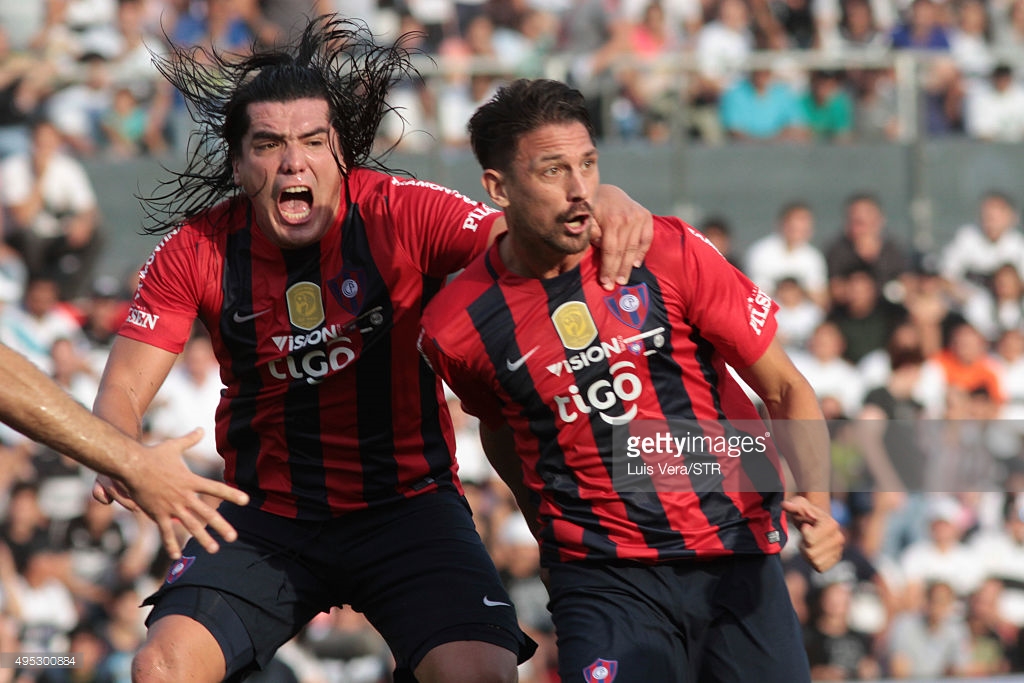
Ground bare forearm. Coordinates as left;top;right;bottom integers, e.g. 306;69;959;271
0;345;143;477
763;384;831;506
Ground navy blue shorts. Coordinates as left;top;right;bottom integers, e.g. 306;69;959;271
547;554;809;683
144;490;534;681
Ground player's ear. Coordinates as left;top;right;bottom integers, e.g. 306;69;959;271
481;169;510;209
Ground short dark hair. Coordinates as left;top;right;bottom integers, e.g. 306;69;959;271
468;78;594;173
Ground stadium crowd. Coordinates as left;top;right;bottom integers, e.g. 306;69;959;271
1;1;1024;682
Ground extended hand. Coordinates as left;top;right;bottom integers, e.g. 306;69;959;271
92;429;249;559
782;495;844;573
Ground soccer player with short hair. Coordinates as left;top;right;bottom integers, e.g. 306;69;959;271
419;78;844;682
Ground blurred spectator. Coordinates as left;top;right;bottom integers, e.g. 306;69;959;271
827;266;907;364
559;0;631;140
890;0;951;48
0;118;103;300
0;276;85;375
436;14;503;147
899;496;983;606
803;580;883;680
489;8;559;77
948;0;994;86
301;606;392;683
622;0;704;44
63;0;122;59
994;0;1024;49
970;495;1024;629
800;69;855;142
850;68;901;141
857;319;945;406
1;542;78;655
377;12;436;152
0;26;54;159
789;321;866;416
744;200;829;306
940;190;1024;296
922;55;965;136
403;0;456;53
825;192;909;305
616;0;684;142
857;337;933;497
171;0;262;53
36;623;111;683
720;66;810;142
774;276;826;350
689;0;754;143
50;336;100;411
931;319;1004;403
837;0;889;49
697;214;743;269
964;63;1024;142
962;578;1015;676
993;328;1024;412
46;51;114;156
962;263;1024;342
100;86;151;158
0;481;52;574
886;580;971;678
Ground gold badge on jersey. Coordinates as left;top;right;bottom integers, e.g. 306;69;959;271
552;301;598;350
286;282;325;331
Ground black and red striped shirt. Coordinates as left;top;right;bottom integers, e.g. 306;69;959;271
119;168;499;519
420;218;788;564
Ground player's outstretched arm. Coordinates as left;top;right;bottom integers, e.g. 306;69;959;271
0;342;248;558
735;338;844;572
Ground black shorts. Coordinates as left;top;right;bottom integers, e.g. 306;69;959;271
547;554;809;683
144;490;534;681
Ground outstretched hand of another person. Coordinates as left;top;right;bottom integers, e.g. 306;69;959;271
92;428;249;560
782;495;844;573
590;184;654;289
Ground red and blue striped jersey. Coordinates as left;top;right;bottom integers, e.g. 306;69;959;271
118;168;499;519
420;217;788;564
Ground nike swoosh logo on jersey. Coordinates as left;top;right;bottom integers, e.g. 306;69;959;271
506;346;539;372
483;596;511;607
232;309;270;323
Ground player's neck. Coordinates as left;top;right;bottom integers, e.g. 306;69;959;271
499;233;587;280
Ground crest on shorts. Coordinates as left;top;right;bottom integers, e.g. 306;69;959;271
604;284;649;330
165;555;196;584
552;301;598;350
583;658;618;682
286;282;325;331
327;267;366;316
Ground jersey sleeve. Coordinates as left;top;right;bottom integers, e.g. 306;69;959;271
418;318;505;431
670;220;779;369
118;227;205;354
382;176;500;278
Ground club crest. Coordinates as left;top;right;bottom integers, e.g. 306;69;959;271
583;658;618;682
166;555;196;584
604;284;649;330
327;268;366;316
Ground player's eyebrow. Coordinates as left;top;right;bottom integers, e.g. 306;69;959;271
249;126;331;142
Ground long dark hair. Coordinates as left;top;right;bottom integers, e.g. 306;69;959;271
140;15;420;234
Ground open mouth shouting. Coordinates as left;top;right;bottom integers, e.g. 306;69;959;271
279;185;314;224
